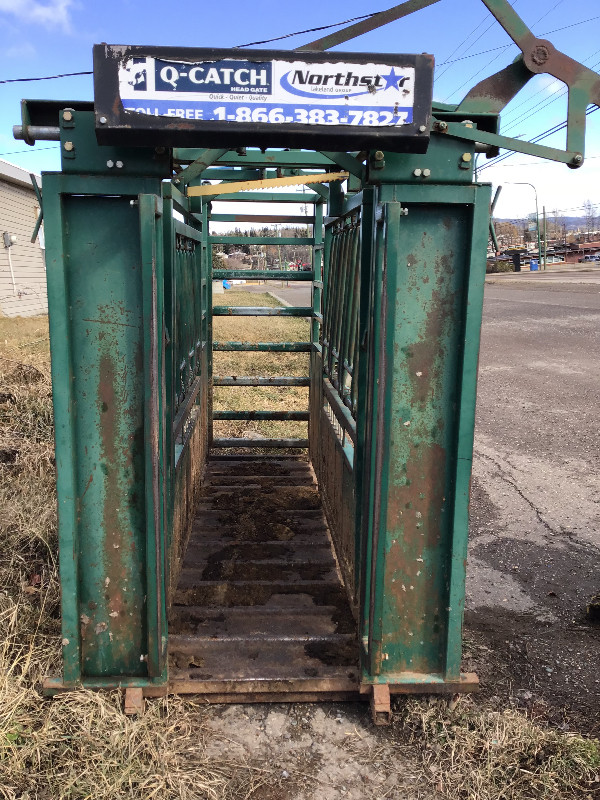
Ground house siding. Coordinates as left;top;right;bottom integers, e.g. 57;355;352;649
0;179;47;317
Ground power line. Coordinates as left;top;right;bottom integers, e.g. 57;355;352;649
0;70;91;85
489;154;600;167
0;146;58;157
501;51;600;131
434;12;495;83
437;14;600;69
0;11;598;87
479;105;600;172
236;12;379;48
442;2;582;103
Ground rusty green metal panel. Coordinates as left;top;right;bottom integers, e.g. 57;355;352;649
44;174;163;680
360;180;491;684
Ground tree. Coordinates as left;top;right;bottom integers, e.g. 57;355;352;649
583;199;597;242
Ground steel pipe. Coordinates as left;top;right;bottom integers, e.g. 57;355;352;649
13;125;60;142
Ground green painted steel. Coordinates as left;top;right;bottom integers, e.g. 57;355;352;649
212;411;310;421
213;377;310;386
191;193;319;207
42;113;491;696
212;437;310;448
213;270;314;281
212;306;312;317
44;175;161;681
174;148;339;169
322;208;361;418
360;183;491;684
210;236;314;246
213;341;312;352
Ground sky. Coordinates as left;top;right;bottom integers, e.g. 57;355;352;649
0;0;598;222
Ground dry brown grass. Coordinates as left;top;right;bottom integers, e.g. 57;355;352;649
1;309;599;800
213;291;310;441
0;315;282;799
397;696;600;800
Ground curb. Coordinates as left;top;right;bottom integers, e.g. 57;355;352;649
267;291;293;308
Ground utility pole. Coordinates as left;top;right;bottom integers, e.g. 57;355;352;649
543;206;547;270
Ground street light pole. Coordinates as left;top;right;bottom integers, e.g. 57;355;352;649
502;182;542;270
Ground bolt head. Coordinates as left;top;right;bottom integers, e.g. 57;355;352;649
99;116;107;124
106;160;114;168
422;168;431;178
573;154;583;164
63;141;74;152
531;45;549;66
436;121;448;132
418;125;427;133
413;168;422;177
116;160;124;169
62;110;73;122
374;150;385;161
461;152;472;162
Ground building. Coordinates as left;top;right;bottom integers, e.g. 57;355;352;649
0;159;47;317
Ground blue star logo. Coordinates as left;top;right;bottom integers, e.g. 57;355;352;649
382;68;403;91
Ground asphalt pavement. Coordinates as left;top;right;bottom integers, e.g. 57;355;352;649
266;273;600;726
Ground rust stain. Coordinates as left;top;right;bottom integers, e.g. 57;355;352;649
384;252;458;674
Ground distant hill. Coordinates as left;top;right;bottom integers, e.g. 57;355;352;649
494;215;592;231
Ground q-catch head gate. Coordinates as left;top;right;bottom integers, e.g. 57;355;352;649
15;0;598;722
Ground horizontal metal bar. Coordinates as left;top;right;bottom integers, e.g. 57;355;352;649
13;124;60;141
213;410;310;421
210;214;315;224
323;377;357;443
196;193;320;204
173;218;203;241
213;270;314;281
174;149;337;169
212;438;309;448
213;341;311;352
213;306;312;316
210;236;314;245
213;376;310;386
442;120;580;166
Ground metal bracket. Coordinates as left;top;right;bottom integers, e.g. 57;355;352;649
29;174;44;244
370;684;392;725
297;0;599;167
175;148;229;187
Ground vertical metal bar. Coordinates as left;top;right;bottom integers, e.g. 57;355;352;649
339;220;360;402
444;183;491;678
360;202;386;669
161;192;175;570
42;177;81;683
139;193;166;678
203;199;214;445
312;201;324;346
322;223;337;368
366;201;400;675
354;186;376;602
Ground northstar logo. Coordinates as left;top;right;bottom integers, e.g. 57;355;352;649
281;67;410;98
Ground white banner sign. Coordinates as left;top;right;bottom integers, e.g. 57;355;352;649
119;57;416;128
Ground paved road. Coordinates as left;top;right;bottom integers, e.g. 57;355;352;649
269;274;600;727
469;279;600;729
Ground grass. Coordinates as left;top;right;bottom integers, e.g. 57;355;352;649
213;291;310;441
398;697;600;800
1;305;599;799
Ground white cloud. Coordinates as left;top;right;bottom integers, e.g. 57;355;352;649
0;0;74;30
4;42;36;58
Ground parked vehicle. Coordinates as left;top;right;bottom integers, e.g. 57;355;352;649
578;254;598;262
